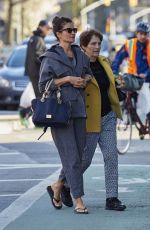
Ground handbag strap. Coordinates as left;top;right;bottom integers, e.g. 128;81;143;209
45;79;53;92
37;127;48;140
41;79;62;104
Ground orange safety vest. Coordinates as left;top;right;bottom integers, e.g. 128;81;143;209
125;38;150;75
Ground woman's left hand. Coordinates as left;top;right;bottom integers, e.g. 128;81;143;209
73;79;87;88
115;76;125;88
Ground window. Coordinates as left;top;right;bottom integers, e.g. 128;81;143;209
7;46;27;68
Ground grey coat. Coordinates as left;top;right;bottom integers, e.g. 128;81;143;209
39;44;93;118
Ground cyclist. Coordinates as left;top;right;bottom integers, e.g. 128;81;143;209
112;22;150;124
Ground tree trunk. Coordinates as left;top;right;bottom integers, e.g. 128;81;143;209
6;0;13;44
5;0;29;44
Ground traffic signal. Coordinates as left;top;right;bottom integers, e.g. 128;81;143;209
129;0;138;7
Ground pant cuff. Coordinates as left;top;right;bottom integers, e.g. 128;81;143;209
72;191;84;199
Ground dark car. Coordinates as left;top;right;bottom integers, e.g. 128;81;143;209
0;45;29;109
0;35;57;109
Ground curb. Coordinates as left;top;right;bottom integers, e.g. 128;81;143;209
0;112;22;134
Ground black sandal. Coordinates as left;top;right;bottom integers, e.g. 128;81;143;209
47;186;62;210
74;207;89;214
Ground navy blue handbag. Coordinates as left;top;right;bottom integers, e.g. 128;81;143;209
31;80;71;139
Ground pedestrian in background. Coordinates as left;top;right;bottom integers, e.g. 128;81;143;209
112;22;150;125
39;16;93;214
25;20;51;98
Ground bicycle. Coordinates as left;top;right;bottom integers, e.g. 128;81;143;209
116;85;150;155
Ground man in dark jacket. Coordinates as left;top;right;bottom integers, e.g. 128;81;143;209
25;20;51;98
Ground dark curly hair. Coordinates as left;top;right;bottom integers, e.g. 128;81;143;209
52;16;73;40
80;29;103;48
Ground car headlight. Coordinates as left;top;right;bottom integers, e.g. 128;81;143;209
0;77;10;87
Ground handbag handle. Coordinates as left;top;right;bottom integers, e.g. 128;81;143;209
41;79;62;104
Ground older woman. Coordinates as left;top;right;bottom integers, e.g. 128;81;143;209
59;29;126;211
39;17;92;214
80;29;126;211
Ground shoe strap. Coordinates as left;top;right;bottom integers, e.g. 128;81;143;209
53;197;61;203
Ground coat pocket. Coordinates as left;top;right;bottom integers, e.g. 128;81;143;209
61;86;79;101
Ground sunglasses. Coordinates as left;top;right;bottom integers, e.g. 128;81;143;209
60;28;78;34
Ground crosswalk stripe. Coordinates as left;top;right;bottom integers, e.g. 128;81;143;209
0;194;21;197
0;179;43;182
0;152;21;156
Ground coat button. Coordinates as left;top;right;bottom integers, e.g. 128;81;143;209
87;94;90;96
86;105;89;108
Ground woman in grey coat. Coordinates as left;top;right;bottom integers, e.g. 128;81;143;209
39;16;92;214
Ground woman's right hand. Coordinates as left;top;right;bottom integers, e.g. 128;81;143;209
68;76;85;88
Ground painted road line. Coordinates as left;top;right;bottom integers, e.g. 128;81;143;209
0;179;44;182
0;163;62;169
90;164;150;167
0;194;22;197
0;152;21;156
96;149;135;153
0;168;61;230
96;187;135;193
92;176;150;184
0;164;150;170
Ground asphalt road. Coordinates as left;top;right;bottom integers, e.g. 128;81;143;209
0;128;150;230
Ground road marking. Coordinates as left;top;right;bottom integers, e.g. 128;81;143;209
90;164;150;167
0;168;61;230
0;163;150;172
97;187;135;193
92;176;150;184
0;194;21;197
0;163;150;170
0;179;43;182
0;163;61;170
0;152;21;156
119;177;150;184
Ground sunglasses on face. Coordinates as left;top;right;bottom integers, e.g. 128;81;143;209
60;28;78;34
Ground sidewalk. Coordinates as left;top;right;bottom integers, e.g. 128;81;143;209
2;165;150;230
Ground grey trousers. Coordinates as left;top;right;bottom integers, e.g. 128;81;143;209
59;111;118;198
51;118;86;199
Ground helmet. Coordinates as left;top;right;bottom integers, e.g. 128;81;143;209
136;22;150;33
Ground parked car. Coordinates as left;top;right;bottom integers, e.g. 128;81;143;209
0;45;29;109
0;34;57;109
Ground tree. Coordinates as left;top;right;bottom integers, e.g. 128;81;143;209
3;0;29;44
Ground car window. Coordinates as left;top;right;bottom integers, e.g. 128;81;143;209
7;47;27;68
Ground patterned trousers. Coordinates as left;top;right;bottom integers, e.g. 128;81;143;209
59;111;118;198
82;111;118;198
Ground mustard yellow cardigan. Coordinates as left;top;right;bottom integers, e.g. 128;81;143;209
85;56;122;132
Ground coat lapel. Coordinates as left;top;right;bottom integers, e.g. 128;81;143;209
91;78;99;89
55;46;74;69
98;56;115;86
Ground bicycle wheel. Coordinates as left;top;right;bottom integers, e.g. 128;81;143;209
117;106;132;154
